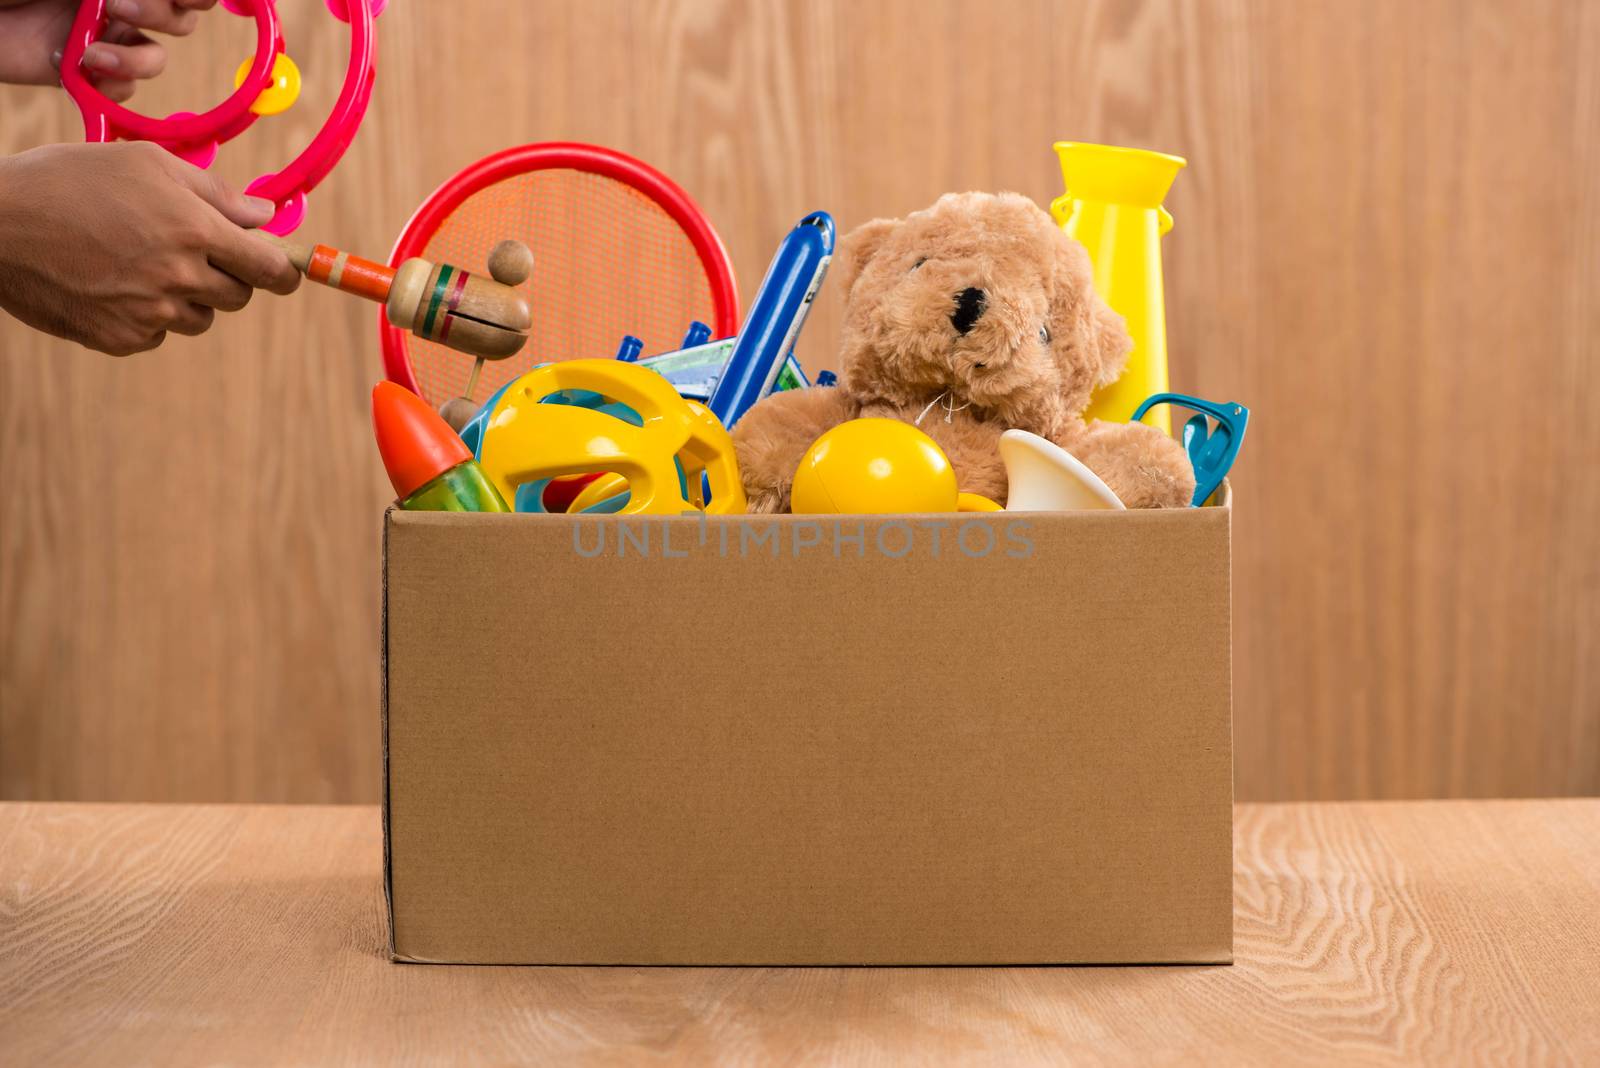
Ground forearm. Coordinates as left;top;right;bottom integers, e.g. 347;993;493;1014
0;147;74;339
0;149;36;291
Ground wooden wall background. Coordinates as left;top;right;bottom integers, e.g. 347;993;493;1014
1;0;1596;803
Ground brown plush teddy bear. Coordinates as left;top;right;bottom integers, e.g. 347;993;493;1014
732;191;1196;512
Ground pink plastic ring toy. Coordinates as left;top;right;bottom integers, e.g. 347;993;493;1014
59;0;379;235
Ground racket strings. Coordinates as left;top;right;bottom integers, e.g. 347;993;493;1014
401;169;719;409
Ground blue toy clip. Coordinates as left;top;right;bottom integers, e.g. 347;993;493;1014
680;321;713;349
1130;393;1250;507
615;335;644;362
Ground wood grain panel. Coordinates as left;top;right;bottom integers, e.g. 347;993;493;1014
1;0;1596;801
2;801;1597;1063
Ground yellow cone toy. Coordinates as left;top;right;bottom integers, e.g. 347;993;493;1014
1051;141;1185;434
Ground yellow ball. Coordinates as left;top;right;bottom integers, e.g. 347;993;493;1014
791;418;960;514
234;53;301;117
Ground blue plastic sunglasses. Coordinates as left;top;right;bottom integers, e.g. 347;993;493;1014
1130;393;1250;507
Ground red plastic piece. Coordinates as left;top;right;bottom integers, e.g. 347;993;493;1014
541;473;605;513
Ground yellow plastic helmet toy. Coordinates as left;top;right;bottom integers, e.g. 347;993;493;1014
477;359;747;515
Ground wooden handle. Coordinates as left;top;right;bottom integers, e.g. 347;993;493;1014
257;232;314;273
257;232;395;303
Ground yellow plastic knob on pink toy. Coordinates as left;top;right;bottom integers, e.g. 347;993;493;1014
233;53;301;117
791;418;999;514
477;359;747;516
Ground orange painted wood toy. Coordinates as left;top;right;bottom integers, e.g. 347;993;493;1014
261;233;532;360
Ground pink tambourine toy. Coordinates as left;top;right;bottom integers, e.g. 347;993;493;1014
59;0;382;235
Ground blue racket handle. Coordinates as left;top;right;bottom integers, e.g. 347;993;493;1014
706;212;834;428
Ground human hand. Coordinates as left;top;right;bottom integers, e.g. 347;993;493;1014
0;141;301;356
0;0;217;101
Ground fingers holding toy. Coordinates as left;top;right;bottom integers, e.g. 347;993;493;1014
181;266;254;313
160;163;300;294
205;225;301;296
164;300;216;337
169;159;276;229
78;23;169;101
0;0;215;96
0;142;294;355
82;0;220;89
105;0;216;36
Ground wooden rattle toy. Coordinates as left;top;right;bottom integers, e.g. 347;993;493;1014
262;234;533;420
60;0;381;235
435;239;538;431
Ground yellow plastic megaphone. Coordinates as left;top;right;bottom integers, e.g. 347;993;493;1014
1051;142;1186;434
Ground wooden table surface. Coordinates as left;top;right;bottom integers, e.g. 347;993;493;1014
1;802;1596;1066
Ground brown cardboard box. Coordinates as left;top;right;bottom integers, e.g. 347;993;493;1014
383;500;1233;965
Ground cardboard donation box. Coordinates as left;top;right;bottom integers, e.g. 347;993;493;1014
383;499;1233;965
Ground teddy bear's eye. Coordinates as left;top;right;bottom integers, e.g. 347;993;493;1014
1039;325;1051;345
911;257;926;271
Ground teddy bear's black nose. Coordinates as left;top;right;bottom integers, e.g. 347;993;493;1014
951;287;986;335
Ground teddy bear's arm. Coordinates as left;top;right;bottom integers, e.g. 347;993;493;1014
1061;420;1197;509
731;385;859;513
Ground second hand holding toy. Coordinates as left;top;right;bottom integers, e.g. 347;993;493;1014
60;0;381;235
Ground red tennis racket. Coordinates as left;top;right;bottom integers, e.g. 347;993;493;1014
380;143;739;413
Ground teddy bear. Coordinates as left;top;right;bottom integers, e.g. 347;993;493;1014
731;191;1196;512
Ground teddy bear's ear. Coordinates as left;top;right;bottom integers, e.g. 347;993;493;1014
834;217;899;296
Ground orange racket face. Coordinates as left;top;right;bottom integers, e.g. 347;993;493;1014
381;144;739;411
